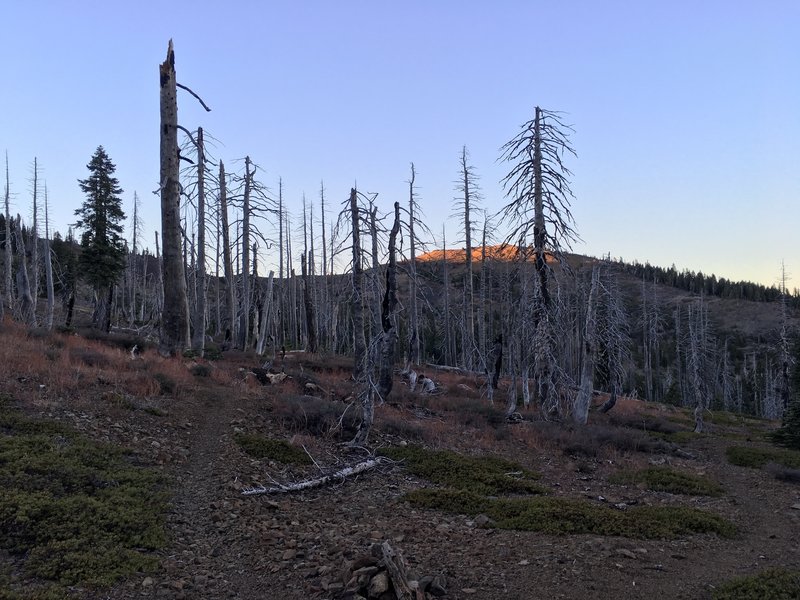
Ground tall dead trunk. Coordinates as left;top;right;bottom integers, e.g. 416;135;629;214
43;187;54;330
301;252;317;353
3;153;12;316
441;227;452;365
191;127;207;355
219;160;236;344
349;188;372;445
238;156;252;349
407;163;420;366
458;146;476;369
159;40;190;355
574;266;599;424
129;192;140;326
30;157;39;315
14;216;35;326
378;202;401;400
256;271;274;355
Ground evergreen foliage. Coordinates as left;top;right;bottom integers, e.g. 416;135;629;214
771;339;800;450
74;146;126;292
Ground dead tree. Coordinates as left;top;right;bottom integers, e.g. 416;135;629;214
237;156;253;349
454;146;481;369
407;163;421;366
378;202;401;400
500;106;578;414
598;271;632;414
219;160;236;343
4;153;13;317
14;216;35;326
301;252;317;353
347;188;372;445
43;186;54;330
191;127;208;355
158;40;190;355
29;158;40;316
573;266;599;424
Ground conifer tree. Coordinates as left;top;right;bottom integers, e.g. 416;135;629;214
74;146;126;330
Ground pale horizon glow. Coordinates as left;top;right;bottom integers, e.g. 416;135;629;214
1;1;798;288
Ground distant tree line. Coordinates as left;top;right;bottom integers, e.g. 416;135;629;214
612;257;797;306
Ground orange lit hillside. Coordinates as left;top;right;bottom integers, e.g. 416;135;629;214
417;244;556;263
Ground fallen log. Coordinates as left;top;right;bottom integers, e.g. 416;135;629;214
241;457;391;496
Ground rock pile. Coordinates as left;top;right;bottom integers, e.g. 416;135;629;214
338;541;448;600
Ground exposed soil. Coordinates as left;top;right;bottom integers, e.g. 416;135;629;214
5;345;800;600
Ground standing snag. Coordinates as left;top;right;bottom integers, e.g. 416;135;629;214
158;40;190;354
500;106;578;415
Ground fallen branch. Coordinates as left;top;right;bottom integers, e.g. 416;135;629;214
381;541;415;599
241;457;392;496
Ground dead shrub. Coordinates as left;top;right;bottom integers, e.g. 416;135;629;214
530;422;676;458
69;347;110;368
273;395;359;437
764;462;800;484
378;415;424;440
607;413;683;435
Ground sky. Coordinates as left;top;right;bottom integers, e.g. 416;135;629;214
1;0;798;286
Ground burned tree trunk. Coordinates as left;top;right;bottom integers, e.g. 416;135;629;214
191;127;207;355
238;157;253;350
3;154;12;317
573;266;599;424
158;40;190;355
219;160;236;345
349;188;372;445
407;164;421;366
14;216;35;326
301;253;317;353
43;188;54;330
378;202;401;400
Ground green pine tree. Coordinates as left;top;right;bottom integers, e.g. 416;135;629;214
771;337;800;450
74;146;126;330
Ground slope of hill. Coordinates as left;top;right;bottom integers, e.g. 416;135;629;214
1;323;799;599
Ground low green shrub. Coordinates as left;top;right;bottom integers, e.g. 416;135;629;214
404;489;736;539
725;446;800;469
712;568;800;599
233;434;311;465
380;445;545;496
610;466;723;496
0;403;167;591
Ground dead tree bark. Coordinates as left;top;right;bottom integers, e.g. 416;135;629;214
407;163;421;366
456;146;478;369
219;160;236;344
255;271;274;355
378;202;401;400
43;187;54;330
4;154;13;318
159;40;190;355
238;156;253;350
500;106;577;416
191;127;207;355
14;216;35;326
30;158;40;316
301;252;317;353
349;188;372;445
573;266;599;424
129;191;141;326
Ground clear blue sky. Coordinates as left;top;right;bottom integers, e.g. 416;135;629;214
1;0;798;285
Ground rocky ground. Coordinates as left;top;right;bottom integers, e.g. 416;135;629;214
4;336;800;600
